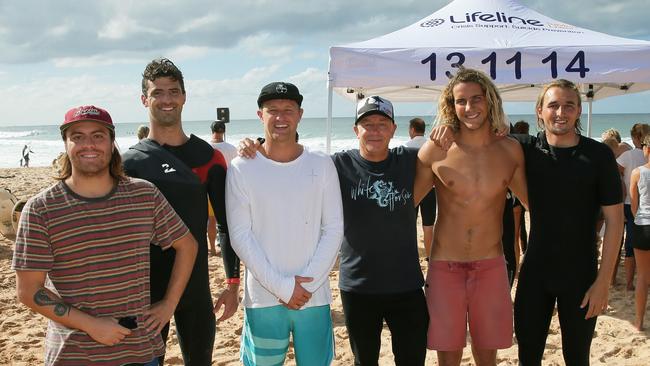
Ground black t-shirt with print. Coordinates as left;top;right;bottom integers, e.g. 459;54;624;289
332;146;424;294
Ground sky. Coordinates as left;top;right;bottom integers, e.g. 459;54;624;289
0;0;649;126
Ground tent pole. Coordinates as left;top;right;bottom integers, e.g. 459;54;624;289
326;80;333;154
586;84;594;138
587;98;593;137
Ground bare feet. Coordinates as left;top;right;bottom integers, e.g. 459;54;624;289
634;320;644;331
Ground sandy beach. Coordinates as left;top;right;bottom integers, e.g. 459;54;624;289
0;166;648;365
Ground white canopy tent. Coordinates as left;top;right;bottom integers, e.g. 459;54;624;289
327;0;650;151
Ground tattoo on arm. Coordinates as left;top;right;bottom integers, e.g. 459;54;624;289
34;288;71;317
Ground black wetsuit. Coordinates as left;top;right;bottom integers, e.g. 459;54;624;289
513;197;528;252
417;188;437;226
123;136;240;366
332;147;428;366
513;132;621;366
502;190;516;287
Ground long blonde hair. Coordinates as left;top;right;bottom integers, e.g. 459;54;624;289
435;68;508;133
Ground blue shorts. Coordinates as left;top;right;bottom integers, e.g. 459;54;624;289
241;305;334;366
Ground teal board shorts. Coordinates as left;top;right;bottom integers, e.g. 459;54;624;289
241;304;334;366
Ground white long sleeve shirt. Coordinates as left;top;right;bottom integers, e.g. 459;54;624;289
226;148;344;308
617;148;646;204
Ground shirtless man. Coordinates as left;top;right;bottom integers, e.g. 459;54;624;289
431;78;624;365
414;68;528;366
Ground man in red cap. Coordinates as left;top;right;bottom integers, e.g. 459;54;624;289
12;105;198;366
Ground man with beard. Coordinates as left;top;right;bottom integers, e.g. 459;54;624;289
13;105;197;365
122;58;241;365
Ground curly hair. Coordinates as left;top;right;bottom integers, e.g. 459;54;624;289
435;68;508;133
141;58;185;96
535;79;582;132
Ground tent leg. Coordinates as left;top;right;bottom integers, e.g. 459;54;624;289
587;98;593;138
326;82;333;154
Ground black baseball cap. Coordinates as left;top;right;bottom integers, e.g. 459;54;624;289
257;82;303;108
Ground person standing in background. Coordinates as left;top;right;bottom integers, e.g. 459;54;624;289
617;123;650;291
602;128;631;157
210;121;237;163
207;120;238;256
404;117;437;258
137;125;150;140
629;133;650;331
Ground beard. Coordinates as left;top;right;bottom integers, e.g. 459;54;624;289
150;108;182;127
546;122;575;136
70;156;110;177
67;149;112;178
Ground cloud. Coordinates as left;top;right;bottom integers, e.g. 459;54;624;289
52;55;145;68
2;0;647;64
0;0;447;63
98;16;164;40
177;14;220;33
0;74;138;124
239;33;294;60
1;0;649;125
167;46;212;61
527;0;650;38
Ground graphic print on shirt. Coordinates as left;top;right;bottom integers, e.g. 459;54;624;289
351;176;411;211
162;163;176;173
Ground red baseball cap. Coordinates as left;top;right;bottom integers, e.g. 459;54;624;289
60;105;115;137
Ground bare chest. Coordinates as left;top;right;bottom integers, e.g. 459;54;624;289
432;145;515;199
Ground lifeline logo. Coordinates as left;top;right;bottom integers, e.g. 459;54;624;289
421;11;545;27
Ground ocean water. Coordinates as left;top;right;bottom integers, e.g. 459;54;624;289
1;113;649;168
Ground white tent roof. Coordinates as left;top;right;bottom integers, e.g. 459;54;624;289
328;0;650;102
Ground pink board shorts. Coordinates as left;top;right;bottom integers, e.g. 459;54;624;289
425;255;513;351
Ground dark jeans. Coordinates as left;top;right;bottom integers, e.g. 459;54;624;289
340;289;429;366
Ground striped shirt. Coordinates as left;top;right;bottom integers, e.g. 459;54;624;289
12;177;189;366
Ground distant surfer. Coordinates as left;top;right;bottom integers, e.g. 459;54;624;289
21;144;33;167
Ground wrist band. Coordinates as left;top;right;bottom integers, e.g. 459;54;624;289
226;278;240;284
